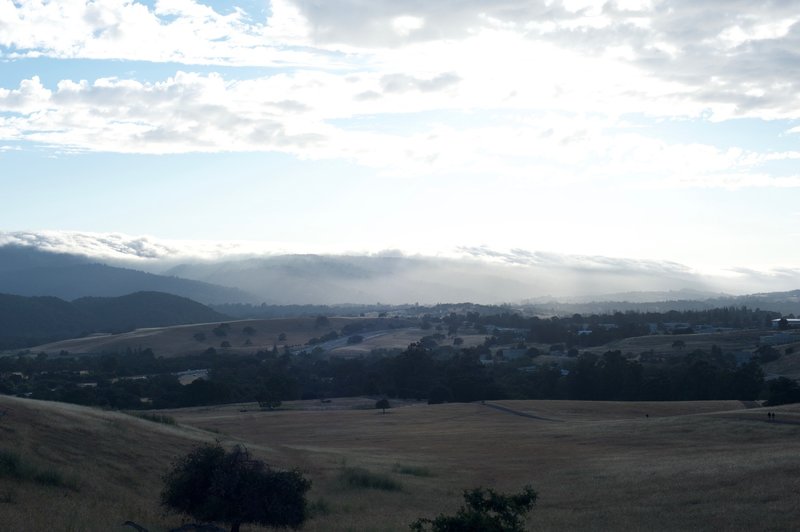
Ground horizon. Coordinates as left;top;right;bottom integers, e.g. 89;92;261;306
1;229;799;301
2;1;800;288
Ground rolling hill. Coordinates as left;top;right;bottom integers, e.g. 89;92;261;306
0;291;228;350
0;245;253;304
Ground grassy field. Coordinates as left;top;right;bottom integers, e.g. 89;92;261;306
3;393;799;531
24;317;381;357
605;329;764;355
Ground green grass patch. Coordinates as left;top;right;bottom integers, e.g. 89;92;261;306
338;466;402;491
392;463;434;477
0;450;78;491
129;412;177;425
308;497;333;517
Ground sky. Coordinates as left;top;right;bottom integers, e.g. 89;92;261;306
1;0;800;287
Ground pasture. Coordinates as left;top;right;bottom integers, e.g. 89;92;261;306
3;393;796;531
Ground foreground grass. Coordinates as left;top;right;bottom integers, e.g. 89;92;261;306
0;449;78;490
3;395;800;531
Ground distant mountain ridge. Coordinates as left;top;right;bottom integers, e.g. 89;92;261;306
0;291;228;350
0;245;254;304
1;242;798;310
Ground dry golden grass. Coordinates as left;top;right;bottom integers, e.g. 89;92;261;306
606;330;764;356
28;317;370;357
4;394;800;531
164;399;800;531
328;330;487;356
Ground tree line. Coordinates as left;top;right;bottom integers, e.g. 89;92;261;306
2;340;792;409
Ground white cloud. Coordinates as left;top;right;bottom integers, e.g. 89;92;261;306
0;0;320;66
4;230;800;297
0;70;797;190
1;1;799;189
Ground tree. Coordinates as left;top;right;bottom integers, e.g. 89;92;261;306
767;377;800;406
411;485;537;532
256;388;282;410
376;397;391;414
161;444;310;532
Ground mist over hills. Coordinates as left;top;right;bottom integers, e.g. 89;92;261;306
0;245;252;304
1;235;799;310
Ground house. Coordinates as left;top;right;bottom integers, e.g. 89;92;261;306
771;318;800;329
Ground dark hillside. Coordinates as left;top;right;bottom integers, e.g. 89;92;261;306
0;245;253;304
73;291;227;332
0;293;92;348
0;292;229;350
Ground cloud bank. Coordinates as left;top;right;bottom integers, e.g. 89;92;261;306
1;230;798;301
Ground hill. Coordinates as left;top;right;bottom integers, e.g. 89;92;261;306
3;395;800;530
0;291;228;350
0;245;252;304
24;316;410;357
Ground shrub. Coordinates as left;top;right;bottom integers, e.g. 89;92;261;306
338;466;402;491
392;464;433;477
411;485;537;532
161;444;311;532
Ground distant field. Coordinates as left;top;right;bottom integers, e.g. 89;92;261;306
3;395;800;530
19;317;487;359
22;317;385;357
328;329;486;356
606;329;764;355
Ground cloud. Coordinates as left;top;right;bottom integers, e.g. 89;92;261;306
3;230;800;298
380;72;460;94
0;0;328;67
2;1;799;189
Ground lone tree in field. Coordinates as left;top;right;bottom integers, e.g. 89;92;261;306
410;485;537;532
376;397;391;414
161;444;311;532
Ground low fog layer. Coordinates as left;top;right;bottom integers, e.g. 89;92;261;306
0;231;797;305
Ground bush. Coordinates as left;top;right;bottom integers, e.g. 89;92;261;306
392;463;433;477
411;485;537;532
338;466;402;491
161;444;311;532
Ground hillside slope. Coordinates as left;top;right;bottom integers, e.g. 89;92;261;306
0;395;212;531
0;291;229;350
0;245;253;304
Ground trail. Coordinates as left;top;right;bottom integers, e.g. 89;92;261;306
481;402;561;422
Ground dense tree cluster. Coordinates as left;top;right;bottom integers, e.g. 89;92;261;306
0;339;776;409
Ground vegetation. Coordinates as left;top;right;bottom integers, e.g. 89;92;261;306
3;392;800;531
376;397;391;414
392;463;433;477
161;444;311;532
0;291;227;349
337;466;402;491
411;485;537;532
0;449;78;490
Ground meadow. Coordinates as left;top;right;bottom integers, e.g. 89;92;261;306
2;393;799;531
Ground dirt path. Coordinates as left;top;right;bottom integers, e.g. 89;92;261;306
481;402;562;422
